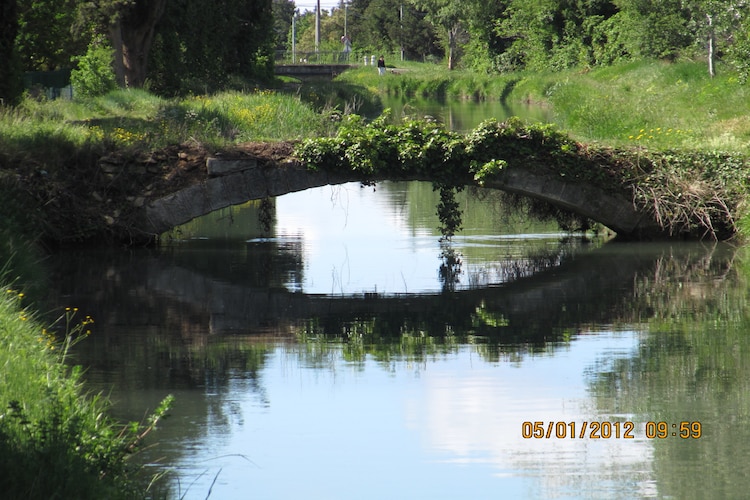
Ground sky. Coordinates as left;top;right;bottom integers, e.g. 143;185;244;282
295;0;344;13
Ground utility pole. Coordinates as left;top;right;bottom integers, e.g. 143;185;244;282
400;4;404;61
315;0;321;54
292;9;298;63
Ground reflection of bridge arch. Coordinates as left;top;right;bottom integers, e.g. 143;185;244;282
142;241;682;338
142;159;659;240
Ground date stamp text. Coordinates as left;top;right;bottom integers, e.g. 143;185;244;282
521;421;702;439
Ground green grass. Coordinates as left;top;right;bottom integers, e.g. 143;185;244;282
7;57;750;161
520;60;741;149
177;90;332;142
0;88;334;168
338;58;750;153
510;60;750;151
0;287;172;498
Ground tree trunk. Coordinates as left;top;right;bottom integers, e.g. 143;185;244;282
109;20;126;88
707;13;715;78
0;0;22;105
114;0;167;88
447;25;457;70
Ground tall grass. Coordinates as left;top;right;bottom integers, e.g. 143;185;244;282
0;287;172;498
178;90;331;143
507;60;750;151
0;88;333;167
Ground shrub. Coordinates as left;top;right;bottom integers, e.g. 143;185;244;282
71;37;118;98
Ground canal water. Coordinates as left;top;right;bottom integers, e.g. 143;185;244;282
378;94;556;132
41;180;750;500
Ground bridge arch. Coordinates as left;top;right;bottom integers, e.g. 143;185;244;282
141;158;658;240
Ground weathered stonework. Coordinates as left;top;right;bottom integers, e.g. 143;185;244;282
142;159;659;240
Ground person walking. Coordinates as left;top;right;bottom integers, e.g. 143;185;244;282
377;55;386;75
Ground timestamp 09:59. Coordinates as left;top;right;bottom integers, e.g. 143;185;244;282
521;421;702;439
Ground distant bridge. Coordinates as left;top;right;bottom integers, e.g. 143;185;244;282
140;157;660;241
274;64;353;79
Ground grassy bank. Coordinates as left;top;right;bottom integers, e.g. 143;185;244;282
1;88;335;156
0;285;172;498
5;58;750;167
337;59;750;153
3;58;750;243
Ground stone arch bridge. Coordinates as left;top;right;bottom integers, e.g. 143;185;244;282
141;156;660;240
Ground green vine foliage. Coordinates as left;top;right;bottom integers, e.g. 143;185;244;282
296;110;469;182
295;114;750;240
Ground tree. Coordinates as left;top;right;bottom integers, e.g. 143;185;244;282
409;0;467;69
115;0;166;87
295;7;354;55
496;0;619;72
347;0;438;59
292;9;318;53
396;2;442;60
148;0;275;94
682;0;750;77
70;35;117;97
16;0;85;71
462;0;510;72
77;0;166;88
727;3;750;82
273;0;296;52
0;0;23;105
610;0;690;60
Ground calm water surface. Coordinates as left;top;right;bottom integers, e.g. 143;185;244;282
42;180;750;499
378;95;556;132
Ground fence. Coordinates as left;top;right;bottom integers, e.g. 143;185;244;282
23;69;73;100
275;50;357;65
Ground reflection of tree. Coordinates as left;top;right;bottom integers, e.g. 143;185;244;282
288;243;747;370
438;241;463;293
44;237;750;496
287;242;668;364
160;236;305;290
585;244;750;500
42;249;275;403
258;197;275;236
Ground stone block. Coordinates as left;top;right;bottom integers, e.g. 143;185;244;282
206;158;257;177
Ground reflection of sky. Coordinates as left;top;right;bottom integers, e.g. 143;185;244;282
170;330;656;499
275;182;570;295
407;331;656;499
276;183;438;294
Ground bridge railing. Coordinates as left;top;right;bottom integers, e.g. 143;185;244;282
275;50;357;65
275;50;404;67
